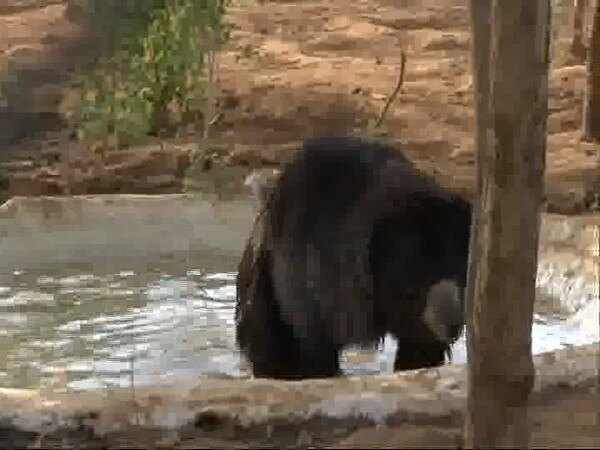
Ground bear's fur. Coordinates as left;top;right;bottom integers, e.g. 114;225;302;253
236;136;472;379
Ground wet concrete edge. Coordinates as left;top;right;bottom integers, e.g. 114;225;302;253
0;343;597;439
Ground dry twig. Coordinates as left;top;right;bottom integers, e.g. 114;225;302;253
374;51;407;128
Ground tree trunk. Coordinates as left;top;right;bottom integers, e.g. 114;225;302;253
582;0;600;140
570;0;588;63
463;0;490;440
464;1;551;447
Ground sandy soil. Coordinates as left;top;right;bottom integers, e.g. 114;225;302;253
0;0;598;212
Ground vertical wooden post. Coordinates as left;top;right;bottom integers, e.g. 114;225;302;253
582;0;600;141
463;0;490;441
465;1;551;447
570;0;588;63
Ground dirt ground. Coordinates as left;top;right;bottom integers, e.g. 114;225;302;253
0;0;598;211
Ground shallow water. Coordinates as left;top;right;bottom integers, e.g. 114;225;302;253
0;261;597;390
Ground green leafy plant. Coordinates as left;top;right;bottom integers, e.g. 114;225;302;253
72;0;232;149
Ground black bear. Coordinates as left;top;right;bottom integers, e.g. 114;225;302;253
236;136;472;379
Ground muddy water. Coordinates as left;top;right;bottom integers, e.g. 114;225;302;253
0;253;597;390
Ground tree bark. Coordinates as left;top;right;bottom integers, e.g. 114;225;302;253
464;1;551;447
582;0;600;140
463;0;490;440
570;0;588;63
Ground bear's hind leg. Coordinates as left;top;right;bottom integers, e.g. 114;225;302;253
392;337;448;372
